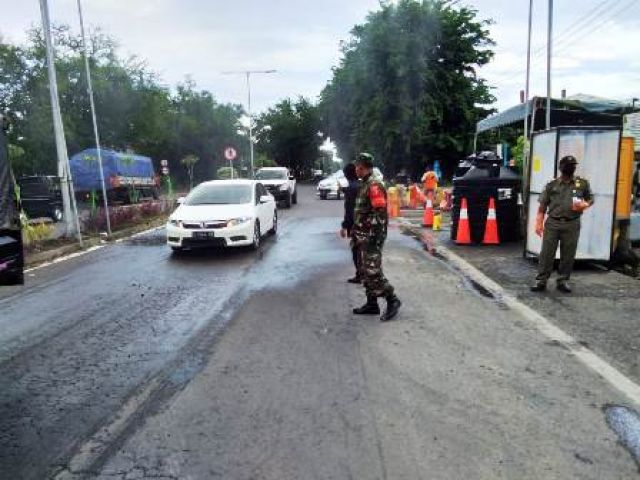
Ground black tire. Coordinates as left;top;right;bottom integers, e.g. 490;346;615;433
171;246;183;253
252;221;261;250
292;190;297;204
50;207;63;223
319;192;327;200
336;191;341;200
284;191;292;208
269;210;278;235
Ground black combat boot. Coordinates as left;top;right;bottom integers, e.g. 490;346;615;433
530;282;547;292
556;281;572;293
353;296;380;315
380;294;402;322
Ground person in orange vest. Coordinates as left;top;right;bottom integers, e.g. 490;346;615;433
421;165;438;198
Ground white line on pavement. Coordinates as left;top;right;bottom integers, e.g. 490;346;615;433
432;242;640;408
24;225;166;273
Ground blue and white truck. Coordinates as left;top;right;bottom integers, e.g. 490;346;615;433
69;149;159;204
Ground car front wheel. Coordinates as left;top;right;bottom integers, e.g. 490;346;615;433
269;210;278;235
252;221;261;250
51;207;63;222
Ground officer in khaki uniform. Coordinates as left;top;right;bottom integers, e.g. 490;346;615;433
531;155;593;293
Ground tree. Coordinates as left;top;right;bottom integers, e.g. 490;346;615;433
180;154;199;189
319;0;496;180
0;27;244;189
255;97;323;179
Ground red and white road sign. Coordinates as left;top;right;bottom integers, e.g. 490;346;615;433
224;147;237;161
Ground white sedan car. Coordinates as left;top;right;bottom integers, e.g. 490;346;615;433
166;180;277;251
316;168;384;200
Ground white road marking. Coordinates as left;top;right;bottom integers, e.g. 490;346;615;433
24;225;166;273
432;241;640;408
53;377;162;479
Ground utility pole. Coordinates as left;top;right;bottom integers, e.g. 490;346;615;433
222;70;276;176
76;0;111;235
39;0;83;245
546;0;553;130
524;0;533;140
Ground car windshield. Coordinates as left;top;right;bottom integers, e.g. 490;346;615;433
255;170;287;180
185;184;252;205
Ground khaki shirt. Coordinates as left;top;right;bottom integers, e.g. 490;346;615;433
539;176;593;221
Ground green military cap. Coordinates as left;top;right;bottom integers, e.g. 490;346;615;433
559;155;578;167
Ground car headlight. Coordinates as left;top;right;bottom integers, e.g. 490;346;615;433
169;219;180;227
279;183;289;191
227;217;252;227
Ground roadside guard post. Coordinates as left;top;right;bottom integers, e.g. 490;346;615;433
526;127;621;262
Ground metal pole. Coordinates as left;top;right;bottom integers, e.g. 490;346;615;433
546;0;553;130
39;0;83;245
247;72;254;177
524;0;533;140
76;0;111;235
221;70;276;178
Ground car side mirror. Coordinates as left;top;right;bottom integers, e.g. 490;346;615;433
260;195;271;204
177;196;186;205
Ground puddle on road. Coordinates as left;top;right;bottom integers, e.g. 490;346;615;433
604;404;640;469
399;224;502;304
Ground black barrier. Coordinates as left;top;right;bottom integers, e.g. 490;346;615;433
0;113;23;285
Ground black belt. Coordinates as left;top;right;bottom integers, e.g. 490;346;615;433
549;216;579;222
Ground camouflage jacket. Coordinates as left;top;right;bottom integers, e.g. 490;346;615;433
352;174;388;247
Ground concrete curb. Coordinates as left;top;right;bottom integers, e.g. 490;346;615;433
24;215;168;269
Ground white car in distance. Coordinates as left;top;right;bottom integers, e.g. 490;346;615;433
316;167;384;200
167;180;277;251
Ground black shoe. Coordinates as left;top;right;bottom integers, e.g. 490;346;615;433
347;276;362;284
557;282;572;293
530;282;547;292
381;295;402;322
353;297;380;315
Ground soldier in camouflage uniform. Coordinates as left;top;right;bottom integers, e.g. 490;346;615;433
531;155;593;293
351;153;401;321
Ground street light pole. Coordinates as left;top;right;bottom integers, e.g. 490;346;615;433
546;0;553;130
222;70;276;177
39;0;83;245
524;0;533;140
76;0;111;235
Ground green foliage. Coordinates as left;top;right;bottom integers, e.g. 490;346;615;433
254;153;277;169
511;135;527;174
0;27;244;185
216;167;240;180
255;97;323;178
319;0;496;180
180;154;199;188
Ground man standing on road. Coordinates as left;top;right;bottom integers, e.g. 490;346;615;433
531;155;593;293
340;163;361;283
351;153;401;321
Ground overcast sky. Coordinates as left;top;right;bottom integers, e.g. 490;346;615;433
2;0;639;114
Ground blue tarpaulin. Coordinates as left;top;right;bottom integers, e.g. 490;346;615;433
69;149;155;191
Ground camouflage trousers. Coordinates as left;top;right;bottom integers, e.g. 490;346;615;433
357;240;395;298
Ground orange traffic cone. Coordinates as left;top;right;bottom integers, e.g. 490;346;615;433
455;197;472;245
422;191;434;227
409;185;418;209
482;197;499;245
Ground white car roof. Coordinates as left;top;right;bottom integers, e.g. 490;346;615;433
197;179;257;187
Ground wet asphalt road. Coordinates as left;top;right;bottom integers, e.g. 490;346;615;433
2;185;640;479
0;186;343;480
